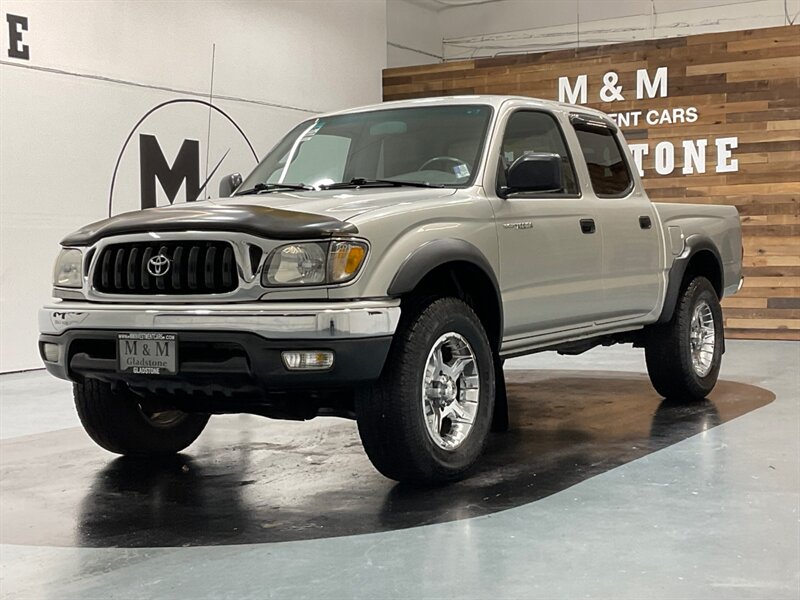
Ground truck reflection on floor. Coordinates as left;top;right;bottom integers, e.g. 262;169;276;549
0;370;773;548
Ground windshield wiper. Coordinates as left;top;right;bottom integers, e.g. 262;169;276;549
320;177;445;190
234;182;315;196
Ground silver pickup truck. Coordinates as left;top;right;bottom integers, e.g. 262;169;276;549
40;96;743;484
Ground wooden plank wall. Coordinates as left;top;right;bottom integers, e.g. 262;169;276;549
383;25;800;341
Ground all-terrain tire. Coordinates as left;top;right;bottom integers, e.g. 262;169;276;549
645;276;724;400
355;297;495;484
74;380;209;456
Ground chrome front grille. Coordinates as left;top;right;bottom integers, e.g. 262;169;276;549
93;241;239;295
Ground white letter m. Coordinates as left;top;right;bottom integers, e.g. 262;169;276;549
558;75;587;105
636;67;668;99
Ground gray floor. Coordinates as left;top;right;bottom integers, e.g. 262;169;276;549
1;340;798;599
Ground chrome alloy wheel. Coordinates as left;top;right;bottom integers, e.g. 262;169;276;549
689;301;716;377
421;332;480;451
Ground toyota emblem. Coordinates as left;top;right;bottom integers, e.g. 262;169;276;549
147;254;171;277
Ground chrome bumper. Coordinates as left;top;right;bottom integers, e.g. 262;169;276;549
39;300;401;340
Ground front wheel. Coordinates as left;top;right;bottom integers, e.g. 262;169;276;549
74;380;210;456
645;276;724;400
355;297;495;484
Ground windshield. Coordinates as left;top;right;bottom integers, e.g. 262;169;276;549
239;105;493;191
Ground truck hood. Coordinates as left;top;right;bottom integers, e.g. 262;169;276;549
61;187;457;246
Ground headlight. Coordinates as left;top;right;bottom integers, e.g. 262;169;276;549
264;242;327;286
52;248;83;288
262;241;368;287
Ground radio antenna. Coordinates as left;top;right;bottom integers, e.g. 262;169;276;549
204;43;216;198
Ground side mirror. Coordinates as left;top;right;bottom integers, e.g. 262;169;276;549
505;153;562;195
219;173;243;197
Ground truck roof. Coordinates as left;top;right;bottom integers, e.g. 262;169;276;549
318;95;610;120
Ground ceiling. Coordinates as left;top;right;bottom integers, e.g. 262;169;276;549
403;0;508;11
402;0;775;13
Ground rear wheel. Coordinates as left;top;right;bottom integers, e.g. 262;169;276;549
74;380;209;456
645;276;723;400
355;297;495;484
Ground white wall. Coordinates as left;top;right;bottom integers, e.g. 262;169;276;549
387;0;443;66
387;0;800;65
0;0;387;372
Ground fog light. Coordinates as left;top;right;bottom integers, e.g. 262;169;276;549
281;351;334;370
42;343;60;363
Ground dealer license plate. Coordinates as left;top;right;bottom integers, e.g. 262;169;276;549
117;332;178;375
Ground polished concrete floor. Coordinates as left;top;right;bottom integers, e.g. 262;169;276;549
1;340;798;599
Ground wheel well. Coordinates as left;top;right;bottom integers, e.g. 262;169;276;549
400;261;502;351
684;250;723;298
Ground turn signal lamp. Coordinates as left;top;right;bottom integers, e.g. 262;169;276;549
329;241;367;283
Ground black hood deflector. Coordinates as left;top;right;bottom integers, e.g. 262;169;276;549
61;203;359;246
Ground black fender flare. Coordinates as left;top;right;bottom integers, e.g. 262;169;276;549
387;238;503;340
658;234;724;324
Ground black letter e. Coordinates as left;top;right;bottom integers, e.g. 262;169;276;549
7;14;29;60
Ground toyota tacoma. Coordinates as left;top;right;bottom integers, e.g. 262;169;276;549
39;96;743;484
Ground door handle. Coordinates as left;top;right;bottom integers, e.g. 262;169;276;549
639;215;652;229
580;218;596;234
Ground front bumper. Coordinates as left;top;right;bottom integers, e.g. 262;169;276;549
39;300;400;339
38;300;400;391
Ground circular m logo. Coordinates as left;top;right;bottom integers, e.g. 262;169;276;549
108;99;259;216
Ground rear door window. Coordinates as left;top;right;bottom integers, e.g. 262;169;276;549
572;123;633;197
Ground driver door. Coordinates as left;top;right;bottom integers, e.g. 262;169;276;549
492;109;605;340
